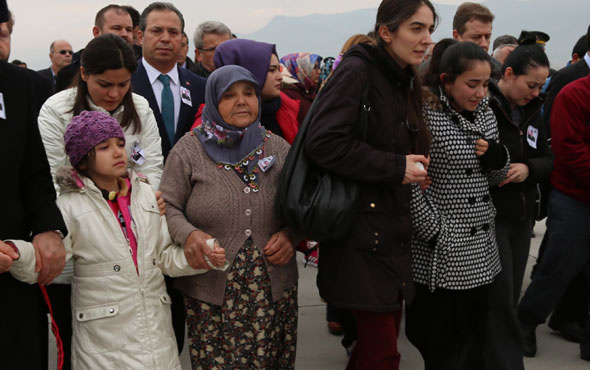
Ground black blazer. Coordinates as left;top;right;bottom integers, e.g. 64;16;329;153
543;59;590;133
37;67;56;93
0;62;65;240
131;59;206;158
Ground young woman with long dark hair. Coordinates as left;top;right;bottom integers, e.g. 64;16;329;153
407;41;509;370
39;33;163;191
304;0;436;368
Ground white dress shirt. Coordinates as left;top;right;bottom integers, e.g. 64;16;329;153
142;58;181;130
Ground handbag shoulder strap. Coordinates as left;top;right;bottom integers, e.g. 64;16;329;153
344;49;372;141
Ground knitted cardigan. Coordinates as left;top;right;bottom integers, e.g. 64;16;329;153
159;131;298;305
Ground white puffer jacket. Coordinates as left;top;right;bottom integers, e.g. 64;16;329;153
9;169;216;370
38;88;164;192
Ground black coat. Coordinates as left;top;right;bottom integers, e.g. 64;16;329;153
489;82;553;221
189;61;212;79
305;44;416;311
37;67;56;93
0;61;66;369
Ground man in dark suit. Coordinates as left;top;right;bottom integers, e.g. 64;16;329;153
130;2;206;354
0;4;67;369
177;31;195;70
37;39;73;93
132;2;206;159
1;4;68;370
190;20;232;78
543;27;590;132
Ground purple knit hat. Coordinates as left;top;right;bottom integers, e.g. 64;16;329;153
64;110;125;166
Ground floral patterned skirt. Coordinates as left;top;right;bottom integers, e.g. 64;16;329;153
185;238;298;370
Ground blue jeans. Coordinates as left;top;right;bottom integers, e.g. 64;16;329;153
517;189;590;327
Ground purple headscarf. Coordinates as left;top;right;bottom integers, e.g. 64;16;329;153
214;39;277;89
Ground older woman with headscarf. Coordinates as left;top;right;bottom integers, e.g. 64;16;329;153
280;52;323;123
159;65;298;370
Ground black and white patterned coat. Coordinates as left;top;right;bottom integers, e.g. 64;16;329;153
411;90;509;291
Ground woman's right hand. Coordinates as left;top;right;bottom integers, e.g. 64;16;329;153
403;155;429;184
184;230;216;270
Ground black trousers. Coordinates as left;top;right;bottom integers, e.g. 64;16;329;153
406;283;490;370
166;276;186;353
518;190;590;328
0;273;48;370
481;217;529;370
46;283;72;370
535;233;590;328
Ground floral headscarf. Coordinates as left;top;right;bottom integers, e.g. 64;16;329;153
280;52;323;93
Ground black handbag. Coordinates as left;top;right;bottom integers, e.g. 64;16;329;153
275;57;371;241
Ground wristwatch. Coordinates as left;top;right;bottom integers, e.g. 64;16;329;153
53;230;66;239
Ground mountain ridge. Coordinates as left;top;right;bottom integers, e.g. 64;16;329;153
240;0;589;69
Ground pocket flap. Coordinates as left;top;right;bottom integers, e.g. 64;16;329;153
75;303;120;322
141;202;160;214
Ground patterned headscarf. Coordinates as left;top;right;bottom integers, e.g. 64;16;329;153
195;65;266;172
280;52;323;92
320;57;335;82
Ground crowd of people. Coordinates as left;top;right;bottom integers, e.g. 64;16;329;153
0;0;589;369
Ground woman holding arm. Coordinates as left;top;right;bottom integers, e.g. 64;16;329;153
159;65;298;369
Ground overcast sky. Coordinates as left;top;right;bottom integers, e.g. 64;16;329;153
7;0;477;69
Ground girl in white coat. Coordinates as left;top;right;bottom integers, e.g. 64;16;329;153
6;111;226;370
37;35;166;369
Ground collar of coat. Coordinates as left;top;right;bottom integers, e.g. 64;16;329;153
350;43;415;88
488;81;545;124
55;166;150;195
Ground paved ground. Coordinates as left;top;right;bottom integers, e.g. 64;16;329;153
49;221;589;369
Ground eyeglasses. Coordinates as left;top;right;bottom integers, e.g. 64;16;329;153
197;45;217;53
58;50;73;55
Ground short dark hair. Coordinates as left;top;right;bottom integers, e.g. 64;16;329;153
3;9;13;33
122;5;140;28
95;5;129;29
493;35;518;52
502;44;550;76
139;2;184;33
74;34;141;134
453;2;494;35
